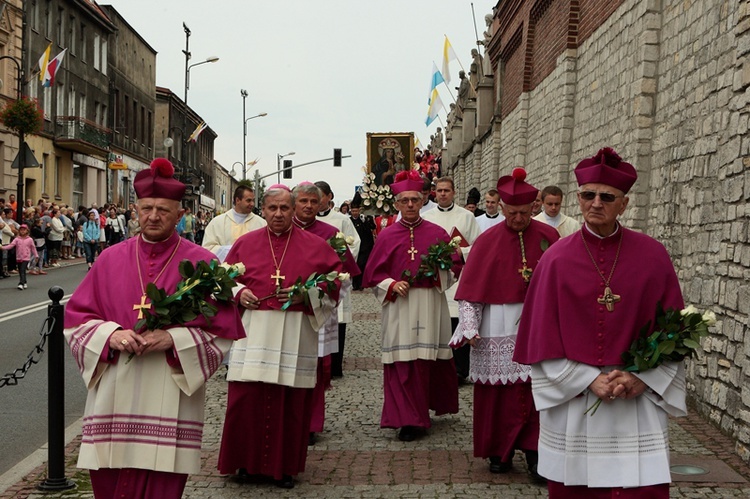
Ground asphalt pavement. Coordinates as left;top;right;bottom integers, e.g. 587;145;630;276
1;289;748;498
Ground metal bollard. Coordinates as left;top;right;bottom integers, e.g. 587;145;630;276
37;286;75;491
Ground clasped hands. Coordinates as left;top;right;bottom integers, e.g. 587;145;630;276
392;280;410;298
589;370;647;402
109;328;173;357
239;287;302;310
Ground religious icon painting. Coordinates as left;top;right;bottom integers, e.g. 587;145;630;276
366;132;415;187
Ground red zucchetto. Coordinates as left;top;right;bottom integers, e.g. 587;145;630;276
496;167;538;205
575;147;637;194
133;158;186;201
390;170;423;195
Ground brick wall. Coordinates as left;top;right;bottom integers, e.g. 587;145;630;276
445;0;750;463
529;0;571;89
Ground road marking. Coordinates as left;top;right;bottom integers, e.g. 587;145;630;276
0;295;72;323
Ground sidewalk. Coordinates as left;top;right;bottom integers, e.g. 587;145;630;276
2;291;749;498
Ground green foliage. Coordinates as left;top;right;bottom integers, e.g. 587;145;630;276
281;271;342;311
586;303;715;415
401;238;460;284
134;259;243;332
622;303;711;373
0;97;44;135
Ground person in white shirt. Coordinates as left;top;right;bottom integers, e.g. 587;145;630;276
475;189;505;232
314;180;361;378
423;177;481;382
202;185;267;261
533;185;580;238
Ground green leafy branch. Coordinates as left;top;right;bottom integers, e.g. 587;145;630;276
586;303;715;415
280;271;347;311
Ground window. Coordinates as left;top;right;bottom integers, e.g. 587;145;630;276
101;39;108;75
67;87;75;115
79;24;86;62
43;88;51;120
132;100;138;141
29;77;38;101
69;17;76;55
56;85;64;117
140;105;145;144
41;153;48;194
54;156;61;196
94;101;100;125
72;164;83;209
30;1;39;32
124;95;129;137
112;88;119;131
57;8;65;45
79;92;86;119
44;1;52;38
101;104;107;128
93;33;100;70
147;111;152;150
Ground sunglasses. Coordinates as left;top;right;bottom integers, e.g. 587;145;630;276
579;191;621;203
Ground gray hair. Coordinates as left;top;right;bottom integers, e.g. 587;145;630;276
395;191;424;202
291;183;322;205
261;187;292;206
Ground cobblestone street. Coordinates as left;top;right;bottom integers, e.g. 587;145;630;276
2;291;749;498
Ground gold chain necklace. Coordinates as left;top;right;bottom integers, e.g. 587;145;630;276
399;218;423;261
518;231;532;283
267;227;293;291
580;229;624;312
133;236;182;319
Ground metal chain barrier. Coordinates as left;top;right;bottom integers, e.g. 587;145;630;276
0;316;54;387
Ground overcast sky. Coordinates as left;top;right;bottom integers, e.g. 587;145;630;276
105;0;490;204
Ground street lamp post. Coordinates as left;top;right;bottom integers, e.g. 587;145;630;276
241;90;247;179
240;89;267;180
182;22;219;104
230;161;243;178
276;151;296;183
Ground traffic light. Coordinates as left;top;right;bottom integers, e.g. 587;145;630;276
333;148;342;167
283;159;293;179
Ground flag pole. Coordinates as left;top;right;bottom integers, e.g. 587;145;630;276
441;82;457;105
471;3;482;54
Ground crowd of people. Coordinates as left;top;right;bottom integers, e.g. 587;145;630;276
0;195;214;287
60;147;687;498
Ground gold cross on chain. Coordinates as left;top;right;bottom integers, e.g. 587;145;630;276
271;269;286;288
597;286;621;312
133;294;151;320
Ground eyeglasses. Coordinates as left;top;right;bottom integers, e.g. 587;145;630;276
398;197;421;205
579;191;622;203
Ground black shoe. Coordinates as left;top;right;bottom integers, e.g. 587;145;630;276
275;474;294;489
308;432;316;446
398;426;420;442
234;468;255;483
527;464;547;484
489;456;512;473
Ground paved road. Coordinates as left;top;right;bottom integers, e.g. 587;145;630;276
0;260;88;475
2;290;749;498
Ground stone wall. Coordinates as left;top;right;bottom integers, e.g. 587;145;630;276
446;0;750;462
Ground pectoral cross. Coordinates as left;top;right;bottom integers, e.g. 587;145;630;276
518;264;532;283
133;294;151;320
408;246;418;261
271;269;285;289
597;286;621;312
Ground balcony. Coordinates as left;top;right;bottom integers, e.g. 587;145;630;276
55;116;111;156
